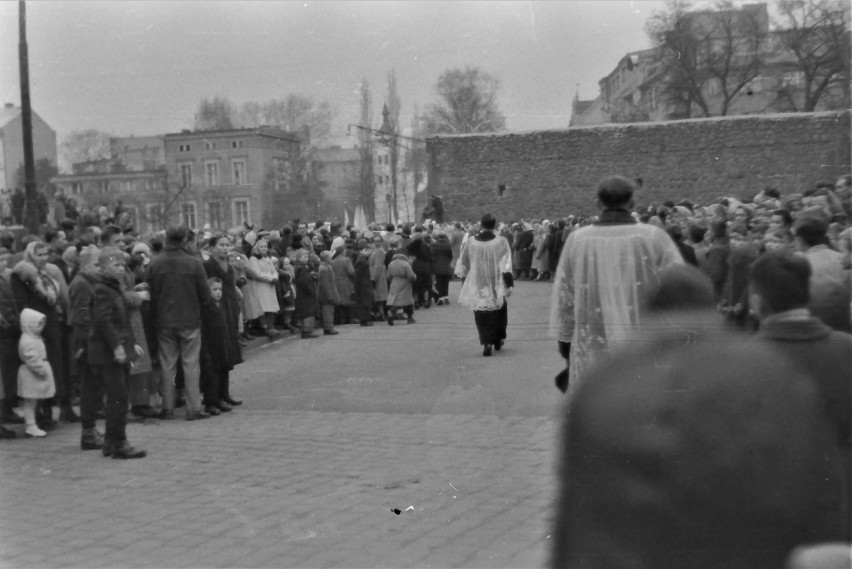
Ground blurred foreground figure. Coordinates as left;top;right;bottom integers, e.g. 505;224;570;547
749;250;852;540
551;333;847;569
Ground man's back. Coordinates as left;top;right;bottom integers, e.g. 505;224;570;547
551;219;682;391
147;245;210;330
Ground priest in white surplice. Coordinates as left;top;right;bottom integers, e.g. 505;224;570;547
458;213;514;357
550;176;683;397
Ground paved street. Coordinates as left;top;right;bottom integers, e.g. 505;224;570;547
0;280;566;568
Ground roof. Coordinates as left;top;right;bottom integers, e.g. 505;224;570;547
314;146;359;163
164;126;302;143
0;105;21;130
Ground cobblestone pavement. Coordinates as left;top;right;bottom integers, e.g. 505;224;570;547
0;281;564;568
0;410;558;568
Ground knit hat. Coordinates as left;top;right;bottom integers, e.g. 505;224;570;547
244;231;258;246
131;242;151;257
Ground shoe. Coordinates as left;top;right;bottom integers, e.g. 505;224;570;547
435;299;443;306
127;410;146;422
138;405;159;418
36;419;57;431
494;340;503;351
407;317;416;324
239;338;248;347
204;406;221;416
424;301;431;309
80;428;104;450
223;397;242;407
1;412;24;425
110;441;146;459
158;409;175;420
25;425;47;438
443;298;450;305
387;317;394;326
216;402;233;413
360;321;374;327
0;426;16;439
266;329;281;339
301;333;315;339
185;411;210;421
483;345;493;357
175;397;186;409
324;329;339;335
285;323;300;332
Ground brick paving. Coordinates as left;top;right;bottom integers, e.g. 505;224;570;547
0;409;559;568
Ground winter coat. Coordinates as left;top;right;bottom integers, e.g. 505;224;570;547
431;237;454;275
353;255;374;307
68;270;99;374
331;255;355;306
88;274;137;367
294;265;318;321
17;308;55;399
203;256;243;367
244;255;279;318
386;255;416;307
146;244;211;330
369;247;388;302
201;301;233;372
513;230;534;271
317;263;339;305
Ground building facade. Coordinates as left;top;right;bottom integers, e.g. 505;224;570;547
571;3;849;126
0;103;57;190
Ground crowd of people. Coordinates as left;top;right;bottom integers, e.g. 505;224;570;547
545;174;851;568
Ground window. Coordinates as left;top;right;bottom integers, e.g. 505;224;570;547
179;144;192;152
232;159;246;186
180;202;197;229
179;163;192;187
233;199;250;226
71;183;82;195
100;181;109;194
385;155;390;165
231;140;244;149
205;161;219;186
146;203;164;232
121;180;132;194
207;201;223;229
272;157;286;191
205;141;217;150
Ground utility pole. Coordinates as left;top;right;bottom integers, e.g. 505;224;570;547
19;1;40;234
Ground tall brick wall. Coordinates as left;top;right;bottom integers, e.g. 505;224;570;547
424;111;851;221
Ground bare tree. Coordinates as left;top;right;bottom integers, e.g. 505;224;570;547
60;129;111;169
194;96;236;131
647;1;767;117
237;95;336;144
775;0;851;111
422;66;507;134
357;78;376;223
386;69;401;224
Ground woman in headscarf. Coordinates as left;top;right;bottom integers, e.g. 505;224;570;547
330;237;355;325
10;241;70;427
430;229;453;304
368;232;388;321
243;239;280;339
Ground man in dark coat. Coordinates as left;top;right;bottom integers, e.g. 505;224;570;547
146;226;212;421
293;249;319;339
749;250;851;540
88;248;145;459
406;226;433;308
69;246;105;450
352;243;374;326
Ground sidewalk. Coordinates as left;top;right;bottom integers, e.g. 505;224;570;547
0;409;559;568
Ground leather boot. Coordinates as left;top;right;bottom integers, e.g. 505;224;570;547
81;427;104;451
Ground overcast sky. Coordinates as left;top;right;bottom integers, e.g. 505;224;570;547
0;0;714;151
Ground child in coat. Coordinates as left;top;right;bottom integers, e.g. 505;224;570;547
200;277;234;416
17;308;55;438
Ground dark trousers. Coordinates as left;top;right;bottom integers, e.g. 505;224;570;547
79;356;103;430
200;353;223;408
434;274;451;298
413;271;431;305
89;363;129;443
334;305;352;325
0;328;20;412
473;301;508;346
